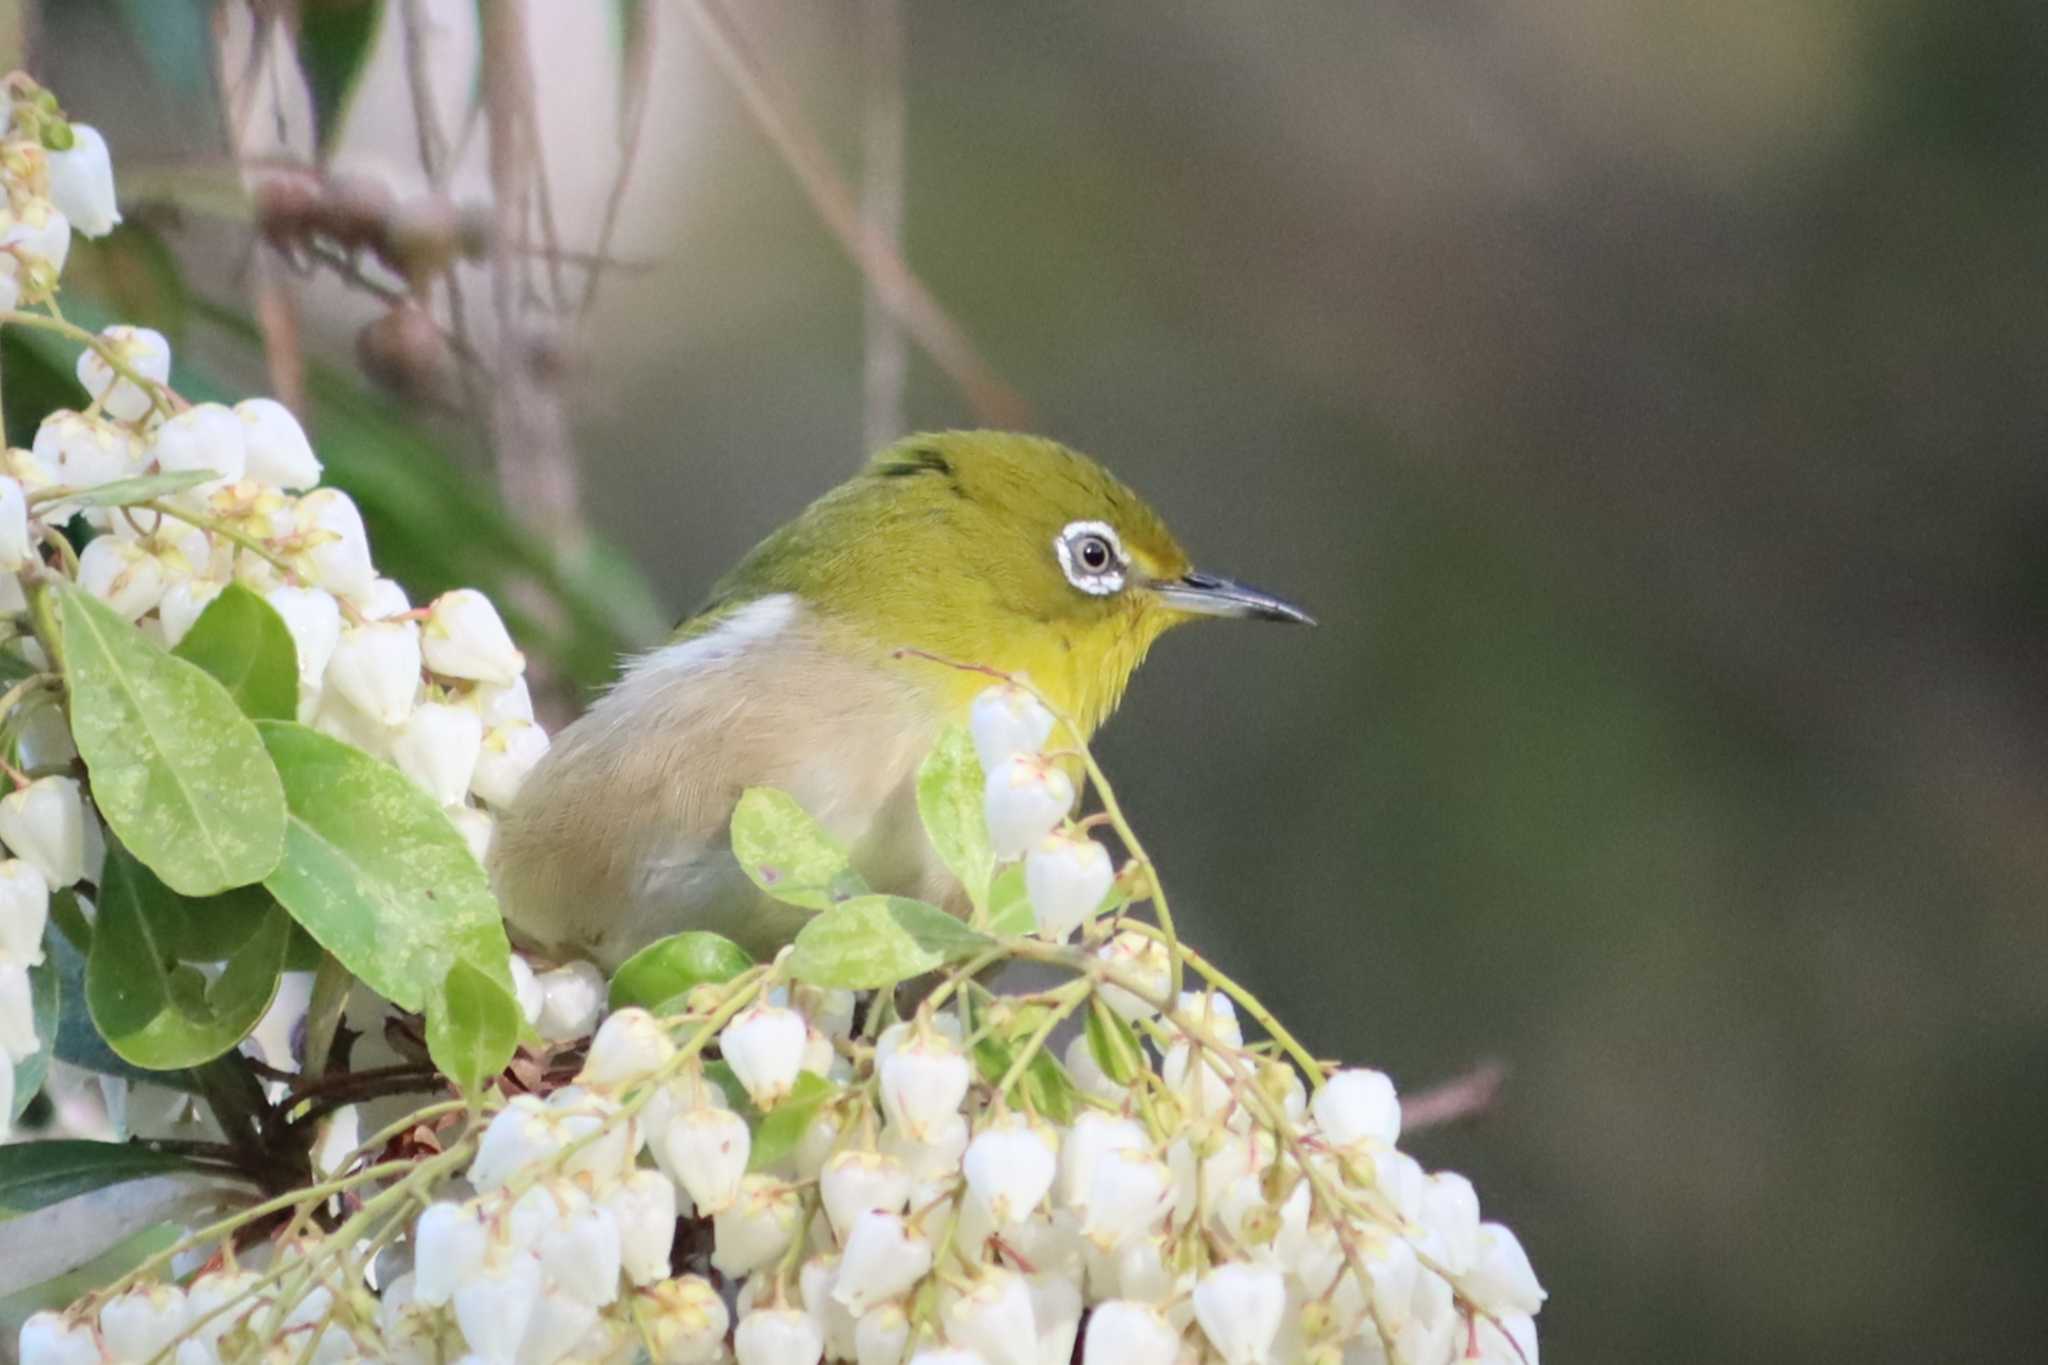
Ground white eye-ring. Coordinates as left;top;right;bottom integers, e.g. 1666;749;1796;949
1055;520;1128;596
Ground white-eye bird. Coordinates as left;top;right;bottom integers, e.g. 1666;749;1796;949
490;431;1311;966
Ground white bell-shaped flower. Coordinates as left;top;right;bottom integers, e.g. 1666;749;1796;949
149;403;246;493
1055;1111;1147;1211
412;1201;488;1306
853;1302;910;1365
97;1282;189;1363
1416;1171;1481;1276
1310;1068;1401;1149
471;719;548;808
877;1025;970;1140
76;535;165;619
830;1210;933;1315
710;1174;802;1277
46;124;120;237
539;1201;623;1308
264;584;342;692
533;960;605;1042
968;683;1056;771
983;753;1074;859
1092;932;1170;1021
662;1105;751;1216
1080;1148;1171;1250
879;1109;968;1189
1023;827;1112;942
75;325;170;423
0;860;49;966
720;1004;807;1107
0;963;35;1061
819;1148;913;1240
34;410;136;493
578;1006;675;1089
423;588;525;684
735;1306;824;1365
392;701;483;806
1457;1221;1546;1318
519;1288;598;1365
325;619;421;726
233;398;323;490
1191;1261;1285;1365
17;1312;104;1365
157;577;224;648
468;1094;560;1191
963;1118;1057;1226
941;1267;1037;1365
452;1251;542;1365
0;776;85;889
1028;1272;1083;1365
0;476;31;572
606;1167;679;1285
1474;1313;1539;1365
1062;1032;1127;1104
293;489;375;598
546;1086;636;1180
641;1275;729;1365
1363;1231;1422;1335
506;952;543;1025
0;202;68;305
1080;1301;1178;1365
185;1268;265;1349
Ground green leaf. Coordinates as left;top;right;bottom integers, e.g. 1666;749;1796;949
63;221;193;346
86;841;289;1071
257;721;511;1012
426;959;520;1095
1085;997;1145;1086
38;469;216;510
917;726;994;914
0;1141;216;1216
748;1071;838;1172
111;0;217;102
971;1020;1079;1126
173;885;283;964
609;932;754;1013
46;922;200;1094
171;583;299;722
985;865;1033;937
786;895;991;990
60;587;287;896
10;960;58;1121
298;0;389;157
731;788;870;910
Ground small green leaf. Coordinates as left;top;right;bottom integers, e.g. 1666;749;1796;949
917;726;994;915
972;1014;1079;1125
0;1141;220;1216
730;788;869;910
36;469;216;510
609;932;754;1013
299;0;389;157
985;865;1033;937
426;959;520;1095
61;587;287;896
748;1071;838;1172
787;895;991;990
702;1059;756;1120
10;960;58;1120
86;841;289;1071
46;924;196;1094
1085;997;1145;1086
258;721;511;1012
171;583;299;722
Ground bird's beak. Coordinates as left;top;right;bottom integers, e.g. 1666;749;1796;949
1150;571;1316;625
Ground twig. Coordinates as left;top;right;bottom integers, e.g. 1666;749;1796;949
578;0;656;317
680;0;1032;429
860;0;907;454
1399;1060;1507;1134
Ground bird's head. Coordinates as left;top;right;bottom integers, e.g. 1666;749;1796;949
721;431;1312;733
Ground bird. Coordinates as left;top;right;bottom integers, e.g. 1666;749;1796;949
489;430;1312;968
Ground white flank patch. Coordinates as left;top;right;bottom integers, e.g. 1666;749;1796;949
622;592;799;681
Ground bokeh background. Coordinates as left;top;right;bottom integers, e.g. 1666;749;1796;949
17;2;2048;1361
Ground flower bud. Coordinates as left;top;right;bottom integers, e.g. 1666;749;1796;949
607;1167;680;1285
1092;932;1169;1022
1023;827;1112;942
540;1201;623;1308
0;776;85;889
264;584;342;691
578;1006;675;1089
941;1267;1037;1365
534;960;605;1043
413;1201;488;1305
1191;1261;1285;1365
1310;1068;1401;1149
0;860;49;965
1457;1221;1546;1318
471;720;548;808
643;1275;729;1364
819;1148;912;1241
452;1251;541;1364
963;1118;1057;1226
1080;1148;1171;1249
293;488;375;598
735;1306;823;1365
831;1210;933;1315
720;1004;807;1107
1081;1301;1178;1365
853;1302;910;1365
711;1175;802;1277
76;326;170;423
45;124;120;237
234;398;323;490
969;684;1056;770
0;476;30;572
662;1105;751;1215
423;588;524;684
0;202;69;305
877;1025;970;1140
392;701;483;806
77;535;165;619
17;1312;103;1365
326;619;421;726
983;753;1074;859
97;1282;189;1363
149;403;246;493
157;578;224;648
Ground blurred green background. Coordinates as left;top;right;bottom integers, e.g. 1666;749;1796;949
25;2;2048;1360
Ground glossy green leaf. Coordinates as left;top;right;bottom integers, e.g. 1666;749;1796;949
971;1021;1078;1126
609;931;754;1013
702;1059;755;1119
985;865;1033;937
10;960;58;1120
426;959;520;1095
1085;997;1145;1086
46;921;200;1094
171;583;299;722
38;470;216;510
731;788;869;910
916;726;993;914
298;0;389;157
61;587;287;896
748;1071;838;1172
787;895;991;990
257;721;511;1012
172;885;283;964
86;841;289;1070
0;1141;217;1216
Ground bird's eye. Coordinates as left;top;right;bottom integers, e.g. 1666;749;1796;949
1077;536;1112;571
1055;520;1127;596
